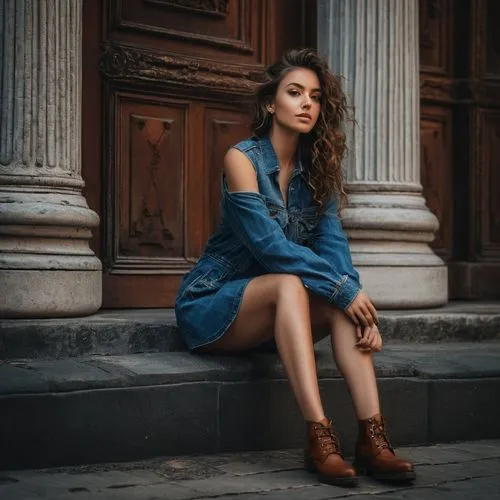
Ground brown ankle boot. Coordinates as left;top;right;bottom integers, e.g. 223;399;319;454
304;418;357;487
354;413;416;482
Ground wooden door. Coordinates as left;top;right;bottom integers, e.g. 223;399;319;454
419;0;500;299
82;0;316;307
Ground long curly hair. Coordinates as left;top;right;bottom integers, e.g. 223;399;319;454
251;48;350;212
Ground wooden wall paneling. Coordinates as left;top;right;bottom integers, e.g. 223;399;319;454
470;0;500;263
119;98;186;260
100;43;259;102
448;0;500;299
82;0;103;258
188;102;206;259
266;0;315;63
419;0;454;103
419;0;453;74
474;0;500;79
101;89;197;307
106;91;192;271
204;107;251;235
485;0;500;75
420;105;453;260
472;109;500;260
418;0;454;264
108;0;266;65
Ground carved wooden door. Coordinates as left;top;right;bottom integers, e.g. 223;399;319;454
419;0;500;299
82;0;315;307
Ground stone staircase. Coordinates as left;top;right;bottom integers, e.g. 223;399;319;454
1;302;499;471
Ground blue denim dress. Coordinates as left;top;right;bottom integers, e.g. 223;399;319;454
175;134;361;350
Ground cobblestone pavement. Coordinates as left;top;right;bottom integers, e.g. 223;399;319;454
1;440;499;499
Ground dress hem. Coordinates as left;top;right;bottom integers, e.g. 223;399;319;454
188;277;253;351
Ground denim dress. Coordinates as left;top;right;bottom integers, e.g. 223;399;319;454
175;134;361;351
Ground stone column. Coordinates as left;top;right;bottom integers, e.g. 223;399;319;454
0;0;102;317
318;0;447;308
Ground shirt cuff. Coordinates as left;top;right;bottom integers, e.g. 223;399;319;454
329;275;361;310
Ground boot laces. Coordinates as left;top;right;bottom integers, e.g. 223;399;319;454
368;418;393;452
314;423;341;456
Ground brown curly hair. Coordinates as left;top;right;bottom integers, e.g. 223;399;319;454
251;48;350;212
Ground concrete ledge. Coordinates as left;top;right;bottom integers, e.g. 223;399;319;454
1;302;500;359
0;343;499;470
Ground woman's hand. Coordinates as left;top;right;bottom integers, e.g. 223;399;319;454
355;324;383;352
345;290;378;330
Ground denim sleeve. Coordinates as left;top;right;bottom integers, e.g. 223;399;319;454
221;188;360;309
310;197;361;288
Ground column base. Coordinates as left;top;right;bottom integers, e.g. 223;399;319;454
0;269;102;318
343;190;448;308
358;264;448;309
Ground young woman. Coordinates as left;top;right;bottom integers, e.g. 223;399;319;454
175;49;415;487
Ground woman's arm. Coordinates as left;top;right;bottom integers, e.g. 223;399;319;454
310;197;360;285
222;148;360;310
311;197;378;328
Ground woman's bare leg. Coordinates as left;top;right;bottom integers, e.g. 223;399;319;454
200;274;325;422
310;297;380;420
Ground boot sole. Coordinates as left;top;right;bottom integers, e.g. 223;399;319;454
305;462;358;487
354;463;416;483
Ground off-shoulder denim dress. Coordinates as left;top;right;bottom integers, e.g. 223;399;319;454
175;134;361;351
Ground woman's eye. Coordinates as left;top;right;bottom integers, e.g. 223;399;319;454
312;95;321;102
288;90;300;96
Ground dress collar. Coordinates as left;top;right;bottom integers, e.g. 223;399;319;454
257;134;305;176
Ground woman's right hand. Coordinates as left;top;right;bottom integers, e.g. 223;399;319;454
345;290;378;330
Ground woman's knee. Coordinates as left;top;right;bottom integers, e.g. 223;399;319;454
275;274;308;300
309;296;348;334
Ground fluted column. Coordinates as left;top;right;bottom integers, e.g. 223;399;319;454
0;0;102;317
318;0;447;307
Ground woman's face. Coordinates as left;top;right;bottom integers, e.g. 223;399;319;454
269;67;322;134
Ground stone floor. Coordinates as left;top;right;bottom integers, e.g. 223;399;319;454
1;440;499;499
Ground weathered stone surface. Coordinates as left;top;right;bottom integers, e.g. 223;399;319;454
428;379;500;442
2;441;500;499
0;310;182;360
0;343;499;469
0;384;219;470
1;303;499;360
0;363;49;394
218;380;304;452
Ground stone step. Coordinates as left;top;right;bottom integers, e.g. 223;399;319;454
1;301;500;360
1;341;499;471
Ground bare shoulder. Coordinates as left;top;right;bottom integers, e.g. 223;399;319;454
223;147;258;193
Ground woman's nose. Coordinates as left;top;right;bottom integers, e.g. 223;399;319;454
302;97;312;109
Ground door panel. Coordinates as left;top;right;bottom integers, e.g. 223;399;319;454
108;0;266;63
474;109;500;258
83;0;315;307
420;105;453;260
419;0;454;263
204;107;251;234
118;96;186;260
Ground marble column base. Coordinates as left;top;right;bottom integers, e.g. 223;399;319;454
0;269;102;318
343;191;448;308
357;264;448;309
0;189;102;318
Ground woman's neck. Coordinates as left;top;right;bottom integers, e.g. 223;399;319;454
269;126;299;172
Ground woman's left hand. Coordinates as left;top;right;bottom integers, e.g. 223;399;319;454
355;323;383;352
